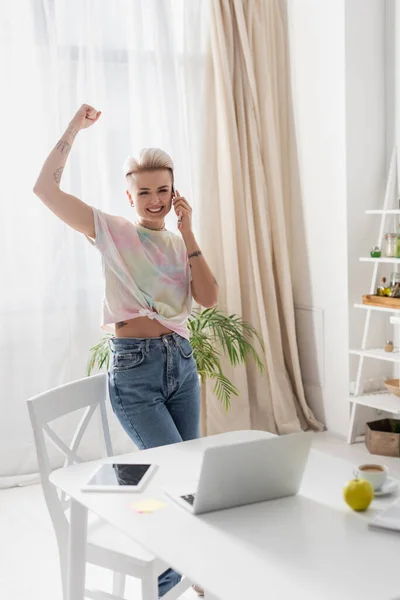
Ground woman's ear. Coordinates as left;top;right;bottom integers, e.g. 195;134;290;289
126;190;134;207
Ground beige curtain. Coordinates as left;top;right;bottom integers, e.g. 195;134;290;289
198;0;324;435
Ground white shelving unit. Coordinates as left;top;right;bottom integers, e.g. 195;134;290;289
350;393;400;415
354;303;400;314
360;257;400;264
365;209;400;215
349;348;400;363
348;147;400;443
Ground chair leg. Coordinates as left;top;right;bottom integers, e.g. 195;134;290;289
68;500;88;600
141;570;158;600
58;545;68;600
112;572;126;598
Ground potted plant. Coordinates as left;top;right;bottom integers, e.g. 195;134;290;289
87;307;265;409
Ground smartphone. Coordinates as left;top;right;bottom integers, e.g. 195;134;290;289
172;183;182;226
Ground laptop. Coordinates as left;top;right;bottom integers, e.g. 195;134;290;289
164;432;313;515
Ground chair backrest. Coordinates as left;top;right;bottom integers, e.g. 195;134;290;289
26;373;113;549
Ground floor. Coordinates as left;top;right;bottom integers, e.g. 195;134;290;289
1;431;400;600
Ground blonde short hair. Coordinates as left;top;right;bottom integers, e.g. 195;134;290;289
123;148;174;191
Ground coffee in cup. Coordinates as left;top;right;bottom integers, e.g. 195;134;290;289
353;464;388;491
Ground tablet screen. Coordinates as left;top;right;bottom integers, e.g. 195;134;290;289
85;464;152;488
113;463;151;486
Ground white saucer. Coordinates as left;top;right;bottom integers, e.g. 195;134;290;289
373;478;399;497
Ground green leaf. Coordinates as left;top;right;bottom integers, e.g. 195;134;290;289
208;371;239;411
87;308;264;409
87;333;112;376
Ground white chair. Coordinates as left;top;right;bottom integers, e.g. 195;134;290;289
27;372;192;600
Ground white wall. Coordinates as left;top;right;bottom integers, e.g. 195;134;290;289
346;0;389;433
395;0;400;150
288;0;387;436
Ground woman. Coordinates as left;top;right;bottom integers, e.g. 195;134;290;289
33;104;218;597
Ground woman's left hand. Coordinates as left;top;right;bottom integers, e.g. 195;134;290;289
173;190;192;235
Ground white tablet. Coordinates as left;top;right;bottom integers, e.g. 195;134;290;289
81;463;157;493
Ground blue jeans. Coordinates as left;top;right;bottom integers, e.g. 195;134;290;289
108;333;200;598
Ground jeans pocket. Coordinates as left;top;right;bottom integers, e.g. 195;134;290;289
113;349;145;371
177;339;194;359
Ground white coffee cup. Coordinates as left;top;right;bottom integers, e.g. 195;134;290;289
353;464;388;491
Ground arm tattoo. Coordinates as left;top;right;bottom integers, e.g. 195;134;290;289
115;321;128;330
188;250;202;260
56;140;72;155
213;277;218;286
53;167;64;184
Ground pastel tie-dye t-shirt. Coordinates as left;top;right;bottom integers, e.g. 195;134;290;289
88;207;192;339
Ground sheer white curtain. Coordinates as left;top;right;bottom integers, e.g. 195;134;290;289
0;0;209;485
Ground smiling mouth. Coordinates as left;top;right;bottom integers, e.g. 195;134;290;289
147;207;164;214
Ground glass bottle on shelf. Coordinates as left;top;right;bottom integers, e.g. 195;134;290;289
389;269;400;297
384;233;398;257
377;277;391;297
397;225;400;257
377;278;384;296
390;271;400;288
370;246;381;258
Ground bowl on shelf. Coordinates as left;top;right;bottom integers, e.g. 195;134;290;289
384;379;400;398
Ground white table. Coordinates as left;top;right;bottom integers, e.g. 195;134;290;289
50;430;400;600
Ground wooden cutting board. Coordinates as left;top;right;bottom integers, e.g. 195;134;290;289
362;294;400;309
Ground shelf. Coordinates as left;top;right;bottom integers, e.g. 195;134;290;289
360;257;400;264
349;348;400;362
365;209;400;215
350;392;400;414
354;303;400;313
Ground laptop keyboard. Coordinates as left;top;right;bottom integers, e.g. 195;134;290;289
181;493;196;506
